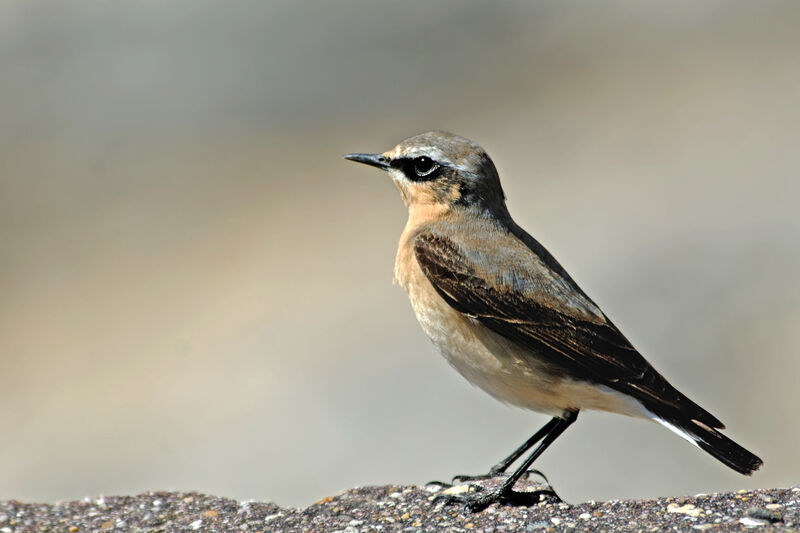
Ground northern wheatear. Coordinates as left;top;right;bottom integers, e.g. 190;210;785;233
344;131;762;511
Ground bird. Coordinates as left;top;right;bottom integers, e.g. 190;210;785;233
344;130;762;511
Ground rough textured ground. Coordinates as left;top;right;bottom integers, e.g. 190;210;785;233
1;480;797;532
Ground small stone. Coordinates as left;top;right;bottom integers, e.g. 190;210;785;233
579;513;591;520
203;510;219;518
441;485;470;496
692;525;712;531
348;519;363;526
390;492;402;499
550;517;561;525
101;521;113;529
183;497;194;504
766;503;783;510
69;528;79;532
667;503;702;517
748;507;783;523
315;496;334;504
189;519;203;530
152;499;162;507
400;513;410;520
465;523;474;529
526;521;549;531
739;517;767;527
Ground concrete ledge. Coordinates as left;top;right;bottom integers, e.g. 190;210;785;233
1;483;797;532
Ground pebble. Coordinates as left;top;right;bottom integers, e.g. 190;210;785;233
440;485;470;496
526;521;549;530
667;503;702;517
739;517;767;527
748;507;783;523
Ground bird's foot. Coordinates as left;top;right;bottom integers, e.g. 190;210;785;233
433;485;560;512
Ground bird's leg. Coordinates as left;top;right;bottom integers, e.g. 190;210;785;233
434;410;578;512
451;417;561;483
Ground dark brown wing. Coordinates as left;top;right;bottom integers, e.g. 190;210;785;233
413;231;722;428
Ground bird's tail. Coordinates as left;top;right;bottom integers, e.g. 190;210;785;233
655;417;763;475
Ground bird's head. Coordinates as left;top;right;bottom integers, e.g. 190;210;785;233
345;131;508;218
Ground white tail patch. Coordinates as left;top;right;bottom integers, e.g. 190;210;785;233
652;416;701;449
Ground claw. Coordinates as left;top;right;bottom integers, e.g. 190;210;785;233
451;474;486;483
451;468;505;484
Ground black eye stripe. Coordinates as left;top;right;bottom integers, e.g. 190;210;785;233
391;156;442;182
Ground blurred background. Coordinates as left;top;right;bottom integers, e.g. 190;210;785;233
1;0;798;509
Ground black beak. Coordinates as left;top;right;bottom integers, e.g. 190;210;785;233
343;153;390;170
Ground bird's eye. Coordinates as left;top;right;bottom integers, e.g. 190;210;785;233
413;157;438;177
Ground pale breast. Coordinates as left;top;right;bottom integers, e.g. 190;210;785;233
395;231;565;414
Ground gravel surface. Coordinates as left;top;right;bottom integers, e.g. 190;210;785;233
2;481;798;532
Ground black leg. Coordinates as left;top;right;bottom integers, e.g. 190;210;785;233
435;410;579;512
452;417;561;482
